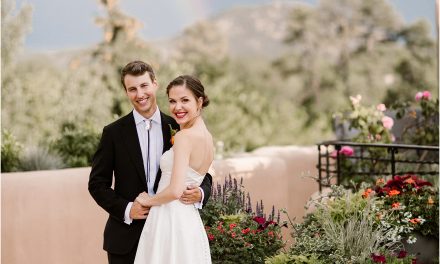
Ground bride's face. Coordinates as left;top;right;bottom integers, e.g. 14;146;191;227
168;85;202;126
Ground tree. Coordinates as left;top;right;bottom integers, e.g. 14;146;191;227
274;0;437;127
88;0;160;116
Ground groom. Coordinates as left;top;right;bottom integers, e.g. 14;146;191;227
88;60;212;264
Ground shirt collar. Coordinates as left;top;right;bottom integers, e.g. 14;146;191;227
133;107;162;126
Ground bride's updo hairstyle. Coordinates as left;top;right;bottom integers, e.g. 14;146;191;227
166;75;210;108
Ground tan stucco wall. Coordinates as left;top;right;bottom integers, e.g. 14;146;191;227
1;145;318;264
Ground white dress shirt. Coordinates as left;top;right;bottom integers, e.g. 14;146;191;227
124;107;204;225
124;107;163;224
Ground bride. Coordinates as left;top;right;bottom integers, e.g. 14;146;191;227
134;75;213;264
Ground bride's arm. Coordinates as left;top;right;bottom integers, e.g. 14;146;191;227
137;132;190;207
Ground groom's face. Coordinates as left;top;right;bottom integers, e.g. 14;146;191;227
124;72;159;118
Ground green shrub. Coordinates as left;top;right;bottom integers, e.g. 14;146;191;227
201;176;285;264
280;186;416;264
51;122;100;168
1;129;22;172
19;146;65;171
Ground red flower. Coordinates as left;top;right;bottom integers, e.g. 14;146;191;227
208;233;214;241
231;232;236;238
253;216;265;225
397;250;407;259
371;253;386;263
409;218;421;224
392;202;400;208
388;189;400;196
267;231;274;238
241;228;250;235
229;223;237;230
362;188;373;198
217;222;224;233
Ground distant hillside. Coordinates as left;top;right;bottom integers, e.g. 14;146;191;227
151;1;307;60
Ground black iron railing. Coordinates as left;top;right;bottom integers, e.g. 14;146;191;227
316;140;439;192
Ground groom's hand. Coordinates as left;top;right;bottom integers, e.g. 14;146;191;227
129;200;150;220
180;185;202;204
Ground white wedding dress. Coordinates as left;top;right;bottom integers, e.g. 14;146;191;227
134;148;212;264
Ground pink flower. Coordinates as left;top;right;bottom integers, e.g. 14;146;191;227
340;146;354;156
415;91;432;101
330;146;354;158
376;104;386;112
391;134;396;142
422;91;432;100
349;94;362;106
382;116;394;129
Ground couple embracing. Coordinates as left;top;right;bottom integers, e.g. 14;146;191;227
88;60;213;263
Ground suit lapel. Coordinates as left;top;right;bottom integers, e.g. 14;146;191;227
161;112;173;153
120;112;148;189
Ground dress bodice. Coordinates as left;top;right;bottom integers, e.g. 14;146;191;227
157;148;205;193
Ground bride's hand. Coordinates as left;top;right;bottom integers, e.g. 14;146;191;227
136;192;151;207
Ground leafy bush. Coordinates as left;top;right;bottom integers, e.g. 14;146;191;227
201;176;253;226
208;215;284;264
392;91;439;146
51;122;100;168
367;174;439;238
1;129;22;172
19;146;65;171
269;186;419;264
201;176;285;263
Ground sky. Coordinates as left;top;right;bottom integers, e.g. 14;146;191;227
14;0;438;52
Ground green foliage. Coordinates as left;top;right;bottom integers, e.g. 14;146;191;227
18;146;65;171
276;0;437;128
265;252;321;264
283;186;413;264
1;129;23;172
333;96;394;186
208;215;284;264
201;176;285;263
368;175;439;238
2;0;437;158
392;95;439;146
51;122;100;168
201;176;255;226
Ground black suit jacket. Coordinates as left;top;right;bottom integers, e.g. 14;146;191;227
88;111;212;254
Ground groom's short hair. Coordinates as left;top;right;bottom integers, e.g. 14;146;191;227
121;60;156;90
